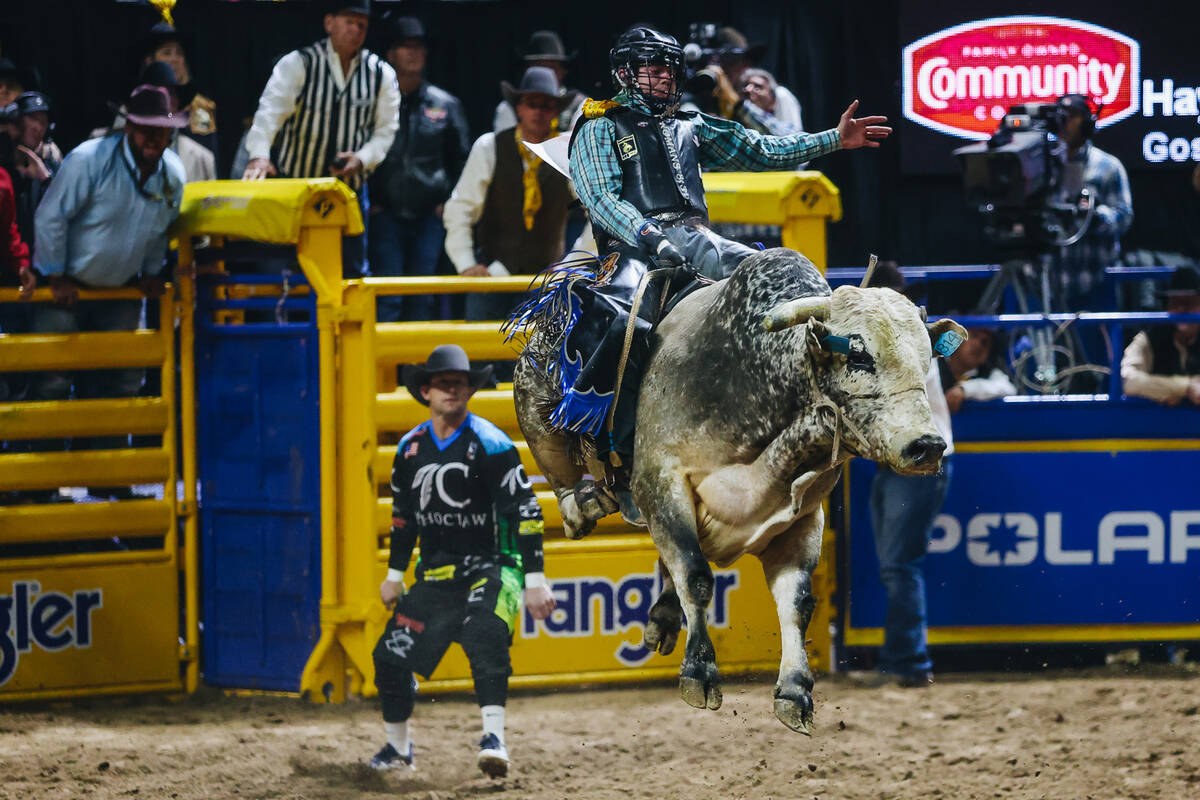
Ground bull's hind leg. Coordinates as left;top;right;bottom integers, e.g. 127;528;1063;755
636;464;721;710
514;362;617;539
758;507;826;735
643;561;682;655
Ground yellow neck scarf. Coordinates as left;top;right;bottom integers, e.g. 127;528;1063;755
516;118;559;231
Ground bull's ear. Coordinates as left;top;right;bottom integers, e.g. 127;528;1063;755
806;319;834;366
928;319;968;358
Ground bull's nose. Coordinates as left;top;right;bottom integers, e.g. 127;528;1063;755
901;434;947;465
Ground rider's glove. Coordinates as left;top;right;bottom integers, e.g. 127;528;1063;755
637;221;684;268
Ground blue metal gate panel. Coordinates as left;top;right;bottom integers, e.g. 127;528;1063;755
196;276;322;690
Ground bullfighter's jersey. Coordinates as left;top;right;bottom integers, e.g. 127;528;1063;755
388;413;544;581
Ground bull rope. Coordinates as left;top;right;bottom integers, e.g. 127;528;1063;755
604;267;674;467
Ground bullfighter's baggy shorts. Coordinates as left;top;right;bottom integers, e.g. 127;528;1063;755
372;561;523;679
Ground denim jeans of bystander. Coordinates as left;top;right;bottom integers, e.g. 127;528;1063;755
368;212;445;322
867;457;953;678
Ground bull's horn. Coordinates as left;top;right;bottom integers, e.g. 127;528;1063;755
763;296;831;331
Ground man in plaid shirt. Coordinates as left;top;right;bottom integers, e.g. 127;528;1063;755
536;25;889;496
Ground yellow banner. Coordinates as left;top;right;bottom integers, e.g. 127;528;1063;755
0;562;181;698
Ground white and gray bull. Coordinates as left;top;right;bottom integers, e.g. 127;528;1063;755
514;248;965;733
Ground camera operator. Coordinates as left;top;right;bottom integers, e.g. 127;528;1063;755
1054;94;1133;314
681;26;802;137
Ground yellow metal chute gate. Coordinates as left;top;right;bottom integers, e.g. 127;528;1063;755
0;285;197;700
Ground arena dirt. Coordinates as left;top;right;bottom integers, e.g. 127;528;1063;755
1;667;1197;800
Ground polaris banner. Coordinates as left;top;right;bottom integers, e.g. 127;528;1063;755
843;449;1200;634
900;1;1200;173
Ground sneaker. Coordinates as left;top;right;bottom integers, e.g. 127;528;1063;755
368;741;414;771
476;733;509;779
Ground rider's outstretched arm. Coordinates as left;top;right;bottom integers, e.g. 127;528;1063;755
569;117;648;248
694;113;842;172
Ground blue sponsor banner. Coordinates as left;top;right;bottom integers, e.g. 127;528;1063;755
845;448;1200;631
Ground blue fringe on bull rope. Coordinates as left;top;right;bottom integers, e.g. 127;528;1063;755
503;251;614;436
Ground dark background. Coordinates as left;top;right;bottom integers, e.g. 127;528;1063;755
2;0;1197;268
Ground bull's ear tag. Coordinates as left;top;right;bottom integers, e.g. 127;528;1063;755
822;335;851;355
933;329;964;357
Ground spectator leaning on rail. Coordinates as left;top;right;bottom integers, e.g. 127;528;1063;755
100;62;215;183
493;30;584;135
368;16;470;322
28;84;185;501
943;325;1017;412
1121;265;1200;407
242;0;400;278
443;66;587;322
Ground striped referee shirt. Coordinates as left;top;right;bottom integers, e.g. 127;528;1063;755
569;93;841;247
245;38;400;187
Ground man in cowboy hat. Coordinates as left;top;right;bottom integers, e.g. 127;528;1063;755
369;343;554;777
444;65;589;321
368;15;470;322
493;30;583;134
26;84;186;500
243;0;401;277
1121;266;1200;406
107;61;216;183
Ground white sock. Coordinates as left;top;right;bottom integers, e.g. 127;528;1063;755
384;720;410;753
480;705;505;745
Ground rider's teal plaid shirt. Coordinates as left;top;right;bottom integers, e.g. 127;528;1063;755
569;93;842;247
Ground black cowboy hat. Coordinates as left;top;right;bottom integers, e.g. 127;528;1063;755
500;66;579;109
1159;265;1200;298
521;30;575;62
382;16;426;50
140;22;195;61
139;60;197;109
401;344;495;405
715;27;767;64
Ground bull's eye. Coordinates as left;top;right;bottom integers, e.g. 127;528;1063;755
845;334;875;373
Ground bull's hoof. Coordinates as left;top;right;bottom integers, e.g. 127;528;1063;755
573;480;619;522
773;691;815;735
558;493;595;540
679;661;722;710
643;620;678;655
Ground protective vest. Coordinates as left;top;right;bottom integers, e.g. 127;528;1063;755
475;128;570;275
604;106;708;224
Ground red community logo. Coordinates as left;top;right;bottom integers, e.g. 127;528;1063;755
903;15;1140;140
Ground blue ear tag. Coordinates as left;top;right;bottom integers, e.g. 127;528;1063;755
934;329;964;357
822;335;852;354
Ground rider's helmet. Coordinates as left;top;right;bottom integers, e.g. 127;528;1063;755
609;26;685;117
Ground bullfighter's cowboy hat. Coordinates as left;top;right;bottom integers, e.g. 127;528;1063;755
401;344;495;406
500;66;579;110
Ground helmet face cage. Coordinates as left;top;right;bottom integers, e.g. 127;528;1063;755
610;36;685;117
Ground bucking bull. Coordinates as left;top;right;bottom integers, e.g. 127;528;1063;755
513;248;966;734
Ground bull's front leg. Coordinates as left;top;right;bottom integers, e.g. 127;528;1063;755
758;507;825;735
634;463;722;710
